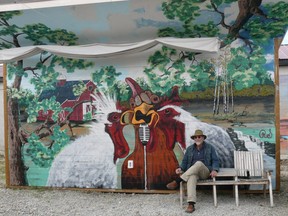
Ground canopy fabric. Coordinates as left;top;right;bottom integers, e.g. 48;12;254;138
0;37;219;63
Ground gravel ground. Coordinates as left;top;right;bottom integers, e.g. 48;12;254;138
1;156;288;216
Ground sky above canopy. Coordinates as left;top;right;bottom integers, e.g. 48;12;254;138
282;31;288;44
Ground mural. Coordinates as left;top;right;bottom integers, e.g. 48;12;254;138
1;0;288;190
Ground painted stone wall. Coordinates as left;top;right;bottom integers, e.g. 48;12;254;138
2;0;288;190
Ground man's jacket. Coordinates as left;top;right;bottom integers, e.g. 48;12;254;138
180;141;220;172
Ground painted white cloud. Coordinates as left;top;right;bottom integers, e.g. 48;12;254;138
230;38;245;48
223;2;239;25
107;0;169;42
267;70;274;81
265;54;274;64
70;0;171;43
282;30;288;45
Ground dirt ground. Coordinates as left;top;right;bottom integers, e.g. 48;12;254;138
1;155;288;216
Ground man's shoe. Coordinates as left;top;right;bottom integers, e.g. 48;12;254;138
185;203;195;213
166;180;178;190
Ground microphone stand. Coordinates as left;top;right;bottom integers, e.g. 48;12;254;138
139;123;150;190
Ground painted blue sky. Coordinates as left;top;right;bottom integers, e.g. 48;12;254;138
8;0;286;46
282;30;288;44
11;1;169;45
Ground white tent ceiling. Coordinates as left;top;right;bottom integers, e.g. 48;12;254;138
0;0;127;12
0;37;219;63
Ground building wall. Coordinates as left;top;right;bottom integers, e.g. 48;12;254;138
279;64;288;159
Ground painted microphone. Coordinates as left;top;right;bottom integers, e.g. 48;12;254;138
139;123;150;145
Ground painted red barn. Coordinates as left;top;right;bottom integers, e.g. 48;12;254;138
38;79;98;122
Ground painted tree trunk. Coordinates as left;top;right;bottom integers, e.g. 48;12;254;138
8;98;26;185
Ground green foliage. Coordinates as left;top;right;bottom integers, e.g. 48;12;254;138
25;126;69;168
26;96;62;123
91;65;122;95
158;27;180;37
162;0;201;22
30;65;59;93
0;11;22;20
55;57;94;73
135;77;150;90
160;0;220;38
228;47;274;90
73;81;86;96
50;126;70;152
187;60;216;91
245;2;288;44
181;84;274;100
7;87;34;108
144;45;218;94
0;11;22;49
144;46;186;94
234;84;274;97
22;24;78;46
46;29;78;45
7;64;27;79
113;80;130;101
181;88;215;100
25;133;53;168
83;112;93;121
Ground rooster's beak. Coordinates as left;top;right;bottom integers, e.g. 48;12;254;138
121;103;159;126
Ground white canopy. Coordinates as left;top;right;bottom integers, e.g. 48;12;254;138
0;37;219;63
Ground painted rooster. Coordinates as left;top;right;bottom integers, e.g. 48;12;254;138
117;78;186;190
110;77;235;190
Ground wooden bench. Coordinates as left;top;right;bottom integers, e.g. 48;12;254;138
234;151;274;207
179;151;274;207
180;168;238;207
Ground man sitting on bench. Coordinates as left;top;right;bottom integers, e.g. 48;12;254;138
166;129;220;213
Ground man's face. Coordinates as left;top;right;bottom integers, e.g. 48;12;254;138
193;136;204;145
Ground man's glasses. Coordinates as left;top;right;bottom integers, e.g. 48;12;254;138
192;135;203;139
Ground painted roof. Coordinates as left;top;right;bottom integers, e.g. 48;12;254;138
279;45;288;60
279;45;288;66
39;80;90;103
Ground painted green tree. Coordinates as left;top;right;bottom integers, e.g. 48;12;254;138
91;66;124;100
144;0;287;108
0;11;96;185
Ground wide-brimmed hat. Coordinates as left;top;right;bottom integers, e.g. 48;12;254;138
190;129;207;139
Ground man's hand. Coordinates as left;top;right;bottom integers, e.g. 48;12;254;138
210;170;218;178
175;168;182;174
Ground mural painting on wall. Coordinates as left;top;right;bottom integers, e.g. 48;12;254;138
2;0;287;190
